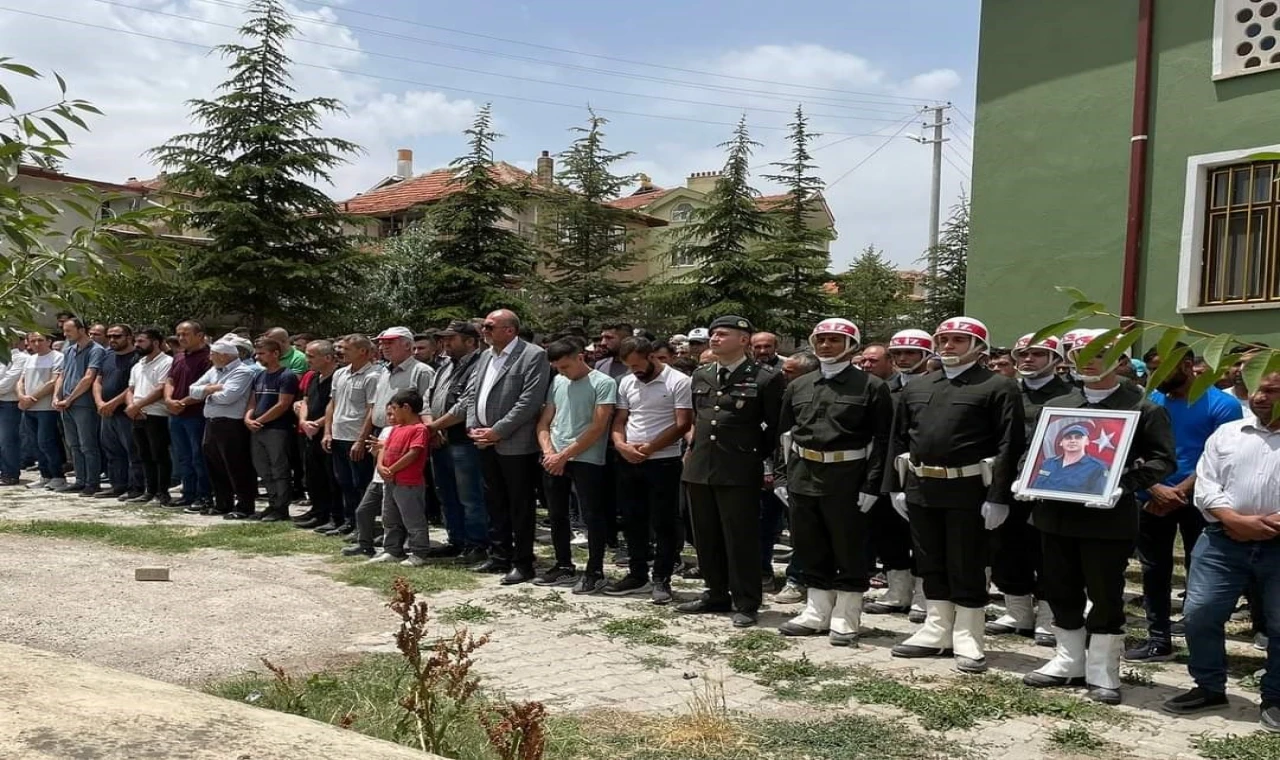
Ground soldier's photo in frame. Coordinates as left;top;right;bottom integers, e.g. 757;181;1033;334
1017;407;1141;505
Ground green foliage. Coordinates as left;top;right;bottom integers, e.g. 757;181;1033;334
663;117;782;330
534;110;644;333
760;107;835;340
148;0;369;331
70;250;214;333
598;616;679;647
1192;732;1280;760
1046;722;1108;753
917;195;969;328
413;104;538;323
833;246;915;342
0;59;170;359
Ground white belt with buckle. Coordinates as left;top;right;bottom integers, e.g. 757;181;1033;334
791;442;869;464
909;462;984;479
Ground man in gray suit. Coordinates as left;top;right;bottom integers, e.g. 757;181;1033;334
459;309;550;584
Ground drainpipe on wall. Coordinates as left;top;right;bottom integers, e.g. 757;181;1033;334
1121;0;1155;325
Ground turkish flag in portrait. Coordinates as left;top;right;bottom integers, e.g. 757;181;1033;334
1038;414;1129;470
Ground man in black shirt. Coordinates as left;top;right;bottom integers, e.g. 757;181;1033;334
296;340;341;530
92;324;142;500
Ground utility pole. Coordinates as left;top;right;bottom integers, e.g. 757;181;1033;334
917;104;950;282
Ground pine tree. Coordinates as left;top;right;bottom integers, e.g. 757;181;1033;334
535;110;642;332
149;0;366;331
665;117;780;329
417;104;537;323
762;106;835;339
919;195;969;327
834;245;912;342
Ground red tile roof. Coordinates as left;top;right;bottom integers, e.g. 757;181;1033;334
340;162;533;216
607;187;673;210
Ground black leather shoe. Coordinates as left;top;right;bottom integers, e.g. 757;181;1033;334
1023;671;1086;688
471;558;511;574
223;512;252;520
294;517;327;529
335;523;355;536
245;512;263;521
291;510;317;523
459;548;488;565
731;612;758;628
127;492;154;504
675;598;733;615
1161;687;1228;715
341;545;375;558
500;566;535;585
1261;702;1280;733
423;543;464;558
259;511;287;523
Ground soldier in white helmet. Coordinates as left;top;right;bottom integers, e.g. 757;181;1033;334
775;319;893;646
885;317;1025;674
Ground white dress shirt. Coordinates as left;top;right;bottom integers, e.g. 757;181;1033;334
1194;417;1280;520
0;351;29;402
476;339;519;427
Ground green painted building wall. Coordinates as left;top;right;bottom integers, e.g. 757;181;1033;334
969;0;1280;346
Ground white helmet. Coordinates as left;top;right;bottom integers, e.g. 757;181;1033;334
1012;333;1064;379
933;317;989;367
1066;328;1122;383
888;329;933;373
810;318;861;366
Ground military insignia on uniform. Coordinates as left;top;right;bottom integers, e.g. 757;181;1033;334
737;319;749;329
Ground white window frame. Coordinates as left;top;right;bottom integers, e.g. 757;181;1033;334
671;202;694;222
1176;141;1280;314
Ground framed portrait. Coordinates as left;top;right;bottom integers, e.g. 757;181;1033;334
1015;407;1142;505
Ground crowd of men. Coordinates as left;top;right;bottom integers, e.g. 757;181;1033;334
0;309;1274;731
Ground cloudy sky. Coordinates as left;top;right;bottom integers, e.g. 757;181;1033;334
1;0;979;270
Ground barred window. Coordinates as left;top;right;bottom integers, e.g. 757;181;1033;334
1200;160;1280;305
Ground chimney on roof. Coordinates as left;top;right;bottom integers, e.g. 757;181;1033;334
686;170;721;195
536;150;554;187
396;148;413;178
127;177;137;183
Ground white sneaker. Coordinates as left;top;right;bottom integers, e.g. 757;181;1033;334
400;555;427;567
365;552;400;564
27;477;50;490
44;477;67;491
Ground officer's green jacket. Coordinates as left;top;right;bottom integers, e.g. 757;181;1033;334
682;359;785;488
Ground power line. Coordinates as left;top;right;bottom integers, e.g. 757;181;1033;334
79;0;917;125
0;6;894;136
944;144;972;169
180;0;926;115
953;106;977;130
749;117;919;170
948;130;973;154
825;117;917;190
942;152;970;178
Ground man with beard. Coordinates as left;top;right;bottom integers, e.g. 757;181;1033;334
776;319;892;646
594;323;632;381
886;317;1024;674
751;332;781;370
987;334;1072;646
1019;329;1175;705
1124;343;1242;664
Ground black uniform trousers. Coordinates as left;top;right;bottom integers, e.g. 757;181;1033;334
1040;531;1132;635
478;449;540;569
990;502;1041;597
907;501;989;609
1137;505;1207;641
686;482;762;613
303;433;340;524
869;496;913;572
791;491;870;592
203;417;257;513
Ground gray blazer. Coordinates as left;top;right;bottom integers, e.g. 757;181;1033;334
455;339;550;456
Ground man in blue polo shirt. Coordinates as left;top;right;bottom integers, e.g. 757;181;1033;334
1126;343;1243;663
51;317;108;495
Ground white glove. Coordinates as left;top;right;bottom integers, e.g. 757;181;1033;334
890;492;908;521
1010;481;1035;502
773;485;790;507
981;501;1009;530
1084;487;1124;510
857;492;877;513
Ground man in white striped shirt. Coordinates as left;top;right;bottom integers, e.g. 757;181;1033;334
1162;370;1280;732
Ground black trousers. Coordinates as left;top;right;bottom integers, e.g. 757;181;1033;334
791;491;870;592
203;418;257;513
869;496;914;572
1137;505;1207;641
686;483;761;613
288;429;305;499
1040;531;1133;635
908;502;989;608
543;461;606;573
132;414;171;497
990;502;1041;597
303;433;340;523
478;449;539;568
618;457;684;582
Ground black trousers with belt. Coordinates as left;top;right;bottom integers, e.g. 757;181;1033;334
686;483;761;613
791;490;870;592
990;502;1041;597
1040;531;1133;635
908;501;989;609
203;417;257;513
478;448;539;569
303;433;340;524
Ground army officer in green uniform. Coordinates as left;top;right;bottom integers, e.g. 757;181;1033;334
676;315;785;628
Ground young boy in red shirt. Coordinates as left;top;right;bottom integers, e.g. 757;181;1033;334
369;389;431;566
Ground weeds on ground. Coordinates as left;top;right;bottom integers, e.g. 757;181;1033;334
440;602;497;625
491;589;573;621
482;701;548;760
635;654;670;672
1046;722;1109;754
600;617;679;647
1120;664;1158;687
1192;732;1280;760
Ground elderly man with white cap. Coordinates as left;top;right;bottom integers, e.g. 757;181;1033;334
189;338;259;518
372;326;434;432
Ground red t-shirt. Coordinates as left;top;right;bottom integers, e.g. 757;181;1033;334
383;423;427;486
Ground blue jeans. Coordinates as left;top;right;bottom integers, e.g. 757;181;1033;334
23;410;63;478
0;401;21;478
100;413;143;492
431;442;488;549
169;415;210;501
62;404;102;490
331;439;374;526
1183;526;1280;702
